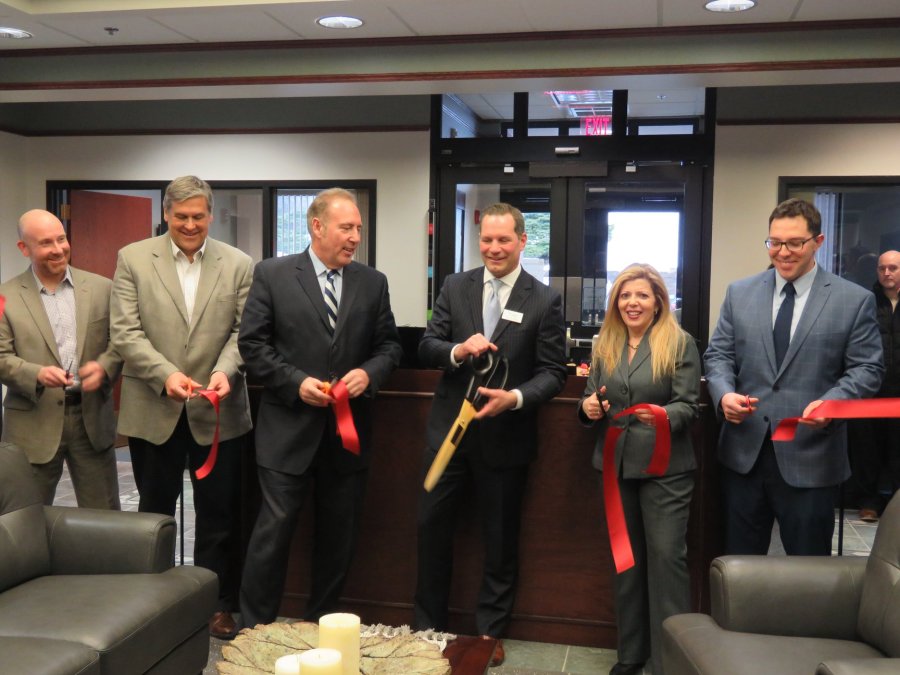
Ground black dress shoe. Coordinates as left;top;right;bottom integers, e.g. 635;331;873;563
610;662;644;675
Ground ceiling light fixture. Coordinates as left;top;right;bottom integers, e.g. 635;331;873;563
316;15;364;29
704;0;756;12
0;26;33;39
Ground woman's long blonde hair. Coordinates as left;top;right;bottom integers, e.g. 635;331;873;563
592;263;687;381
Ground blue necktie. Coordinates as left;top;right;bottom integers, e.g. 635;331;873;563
324;269;339;332
483;278;502;339
773;282;795;369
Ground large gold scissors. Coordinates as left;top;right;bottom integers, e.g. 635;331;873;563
423;351;509;492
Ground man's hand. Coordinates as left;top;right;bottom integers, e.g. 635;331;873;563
37;365;72;389
300;377;333;407
473;387;517;419
78;361;107;392
798;399;830;429
341;368;370;398
721;392;758;425
165;371;203;401
206;371;231;400
452;334;497;363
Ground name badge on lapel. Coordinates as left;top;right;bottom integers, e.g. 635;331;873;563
502;308;523;323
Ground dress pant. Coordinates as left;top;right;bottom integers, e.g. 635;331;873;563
848;417;900;512
614;471;693;675
722;436;837;556
239;431;368;629
413;445;529;638
128;410;243;611
32;401;120;509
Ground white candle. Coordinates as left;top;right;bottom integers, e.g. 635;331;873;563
274;653;302;675
318;613;360;675
298;648;343;674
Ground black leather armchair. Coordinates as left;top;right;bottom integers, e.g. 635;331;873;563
662;492;900;674
0;441;218;674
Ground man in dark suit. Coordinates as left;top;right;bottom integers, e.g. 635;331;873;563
237;187;402;629
0;209;122;509
413;203;566;665
705;198;883;556
111;176;254;638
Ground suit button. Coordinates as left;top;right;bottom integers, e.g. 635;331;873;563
764;416;769;422
58;400;64;406
773;385;780;392
620;385;628;395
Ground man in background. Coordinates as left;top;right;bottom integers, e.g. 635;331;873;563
848;249;900;522
413;203;567;666
237;187;401;629
0;209;122;508
111;175;253;639
705;198;883;556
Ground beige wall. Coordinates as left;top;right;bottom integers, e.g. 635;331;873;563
0;131;430;327
711;122;900;335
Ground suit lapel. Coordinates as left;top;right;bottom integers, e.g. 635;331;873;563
151;235;189;326
17;271;62;364
627;337;651;376
491;269;532;342
468;268;485;336
189;240;222;335
296;251;333;335
758;271;779;373
779;268;829;376
71;268;89;364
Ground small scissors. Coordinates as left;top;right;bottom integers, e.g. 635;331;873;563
424;351;509;492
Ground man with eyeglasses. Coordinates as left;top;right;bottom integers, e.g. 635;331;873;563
705;198;883;556
847;250;900;523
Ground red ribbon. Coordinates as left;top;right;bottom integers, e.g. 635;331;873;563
194;388;220;480
330;379;360;455
601;403;671;574
0;294;5;319
772;398;900;441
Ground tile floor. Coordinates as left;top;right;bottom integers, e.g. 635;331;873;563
55;454;879;675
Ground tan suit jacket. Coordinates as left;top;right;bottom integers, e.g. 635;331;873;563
110;234;253;445
0;267;122;464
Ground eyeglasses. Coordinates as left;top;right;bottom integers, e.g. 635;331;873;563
764;237;815;253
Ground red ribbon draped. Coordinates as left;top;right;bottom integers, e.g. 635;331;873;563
330;379;360;455
0;294;5;319
772;398;900;442
194;389;220;480
601;403;672;574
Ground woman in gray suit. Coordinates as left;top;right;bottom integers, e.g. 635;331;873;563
578;263;700;675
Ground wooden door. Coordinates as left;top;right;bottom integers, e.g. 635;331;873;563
69;190;153;278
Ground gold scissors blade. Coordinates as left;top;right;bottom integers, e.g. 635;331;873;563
423;399;478;492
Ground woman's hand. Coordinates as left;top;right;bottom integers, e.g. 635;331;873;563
582;385;609;420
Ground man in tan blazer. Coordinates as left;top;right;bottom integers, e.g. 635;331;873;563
111;175;253;640
0;209;122;508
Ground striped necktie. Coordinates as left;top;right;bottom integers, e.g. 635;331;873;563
324;269;339;332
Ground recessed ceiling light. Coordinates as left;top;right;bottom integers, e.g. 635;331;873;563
704;0;756;11
0;26;33;39
316;15;364;29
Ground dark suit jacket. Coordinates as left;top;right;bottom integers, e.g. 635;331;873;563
238;250;402;475
0;267;122;463
577;329;700;478
705;267;884;488
419;267;567;467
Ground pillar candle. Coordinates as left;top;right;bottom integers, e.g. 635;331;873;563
318;613;360;675
298;648;343;674
274;654;302;675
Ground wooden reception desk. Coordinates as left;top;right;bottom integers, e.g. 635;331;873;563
240;370;723;648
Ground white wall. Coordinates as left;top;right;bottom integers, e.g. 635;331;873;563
0;131;430;327
711;123;900;335
0;131;28;281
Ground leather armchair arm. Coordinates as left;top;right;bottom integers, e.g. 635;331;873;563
711;555;867;639
44;506;176;575
817;660;900;675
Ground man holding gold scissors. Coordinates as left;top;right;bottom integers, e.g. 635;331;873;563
413;202;566;665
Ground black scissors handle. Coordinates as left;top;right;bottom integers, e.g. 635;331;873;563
465;352;509;408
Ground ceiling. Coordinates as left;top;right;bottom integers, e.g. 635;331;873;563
2;0;900;49
1;1;900;131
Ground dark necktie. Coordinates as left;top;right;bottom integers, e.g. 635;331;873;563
324;269;339;332
773;281;796;369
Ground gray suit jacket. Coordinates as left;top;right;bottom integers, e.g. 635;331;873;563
0;267;122;463
704;267;884;488
578;329;700;478
110;234;253;445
